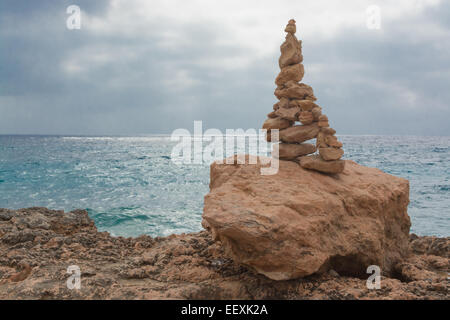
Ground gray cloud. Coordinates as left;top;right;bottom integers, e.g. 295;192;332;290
0;0;449;135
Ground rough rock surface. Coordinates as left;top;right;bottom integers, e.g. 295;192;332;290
203;156;412;281
0;208;448;300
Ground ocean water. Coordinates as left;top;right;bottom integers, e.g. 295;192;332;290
0;135;448;237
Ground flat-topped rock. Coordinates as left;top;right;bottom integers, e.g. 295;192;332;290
202;157;411;280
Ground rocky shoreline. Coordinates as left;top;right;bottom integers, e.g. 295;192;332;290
0;207;448;300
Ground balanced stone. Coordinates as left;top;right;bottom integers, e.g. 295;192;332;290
284;19;296;34
311;107;322;121
318;115;329;127
273;97;289;110
267;111;278;118
316;132;327;148
325;135;343;148
321;127;336;135
290;99;318;111
299;154;345;174
277;143;316;160
267;111;277;118
279;124;319;143
275;107;300;121
263;117;292;130
298;111;314;125
279;34;302;68
275;82;316;100
319;147;344;161
275;64;304;86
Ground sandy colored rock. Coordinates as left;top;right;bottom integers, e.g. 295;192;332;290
203;157;411;280
317;114;329;127
275;106;300;121
299;154;345;173
325;135;343;148
319;147;344;161
273;97;289;110
276;143;316;160
262;117;292;131
267;111;277;118
298;111;314;125
279;33;303;68
275;64;304;86
284;19;296;34
275;82;316;100
279;123;319;143
316;132;326;148
311;106;322;121
290;99;319;111
321;127;337;135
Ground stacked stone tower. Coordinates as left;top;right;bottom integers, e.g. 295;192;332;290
262;19;345;174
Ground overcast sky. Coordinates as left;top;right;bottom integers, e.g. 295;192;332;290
0;0;449;135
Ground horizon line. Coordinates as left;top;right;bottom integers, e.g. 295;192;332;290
1;133;450;138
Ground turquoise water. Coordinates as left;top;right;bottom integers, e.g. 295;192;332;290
0;135;448;237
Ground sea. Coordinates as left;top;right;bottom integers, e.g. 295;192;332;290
0;135;448;237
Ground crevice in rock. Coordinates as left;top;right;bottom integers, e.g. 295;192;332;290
390;265;412;283
324;254;368;279
390;269;411;283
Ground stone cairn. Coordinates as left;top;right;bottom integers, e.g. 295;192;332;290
262;19;345;174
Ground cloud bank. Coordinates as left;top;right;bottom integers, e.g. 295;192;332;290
0;0;449;135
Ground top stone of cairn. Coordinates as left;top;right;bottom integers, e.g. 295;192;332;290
284;19;297;34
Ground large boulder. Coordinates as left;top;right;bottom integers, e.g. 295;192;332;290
202;156;411;280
